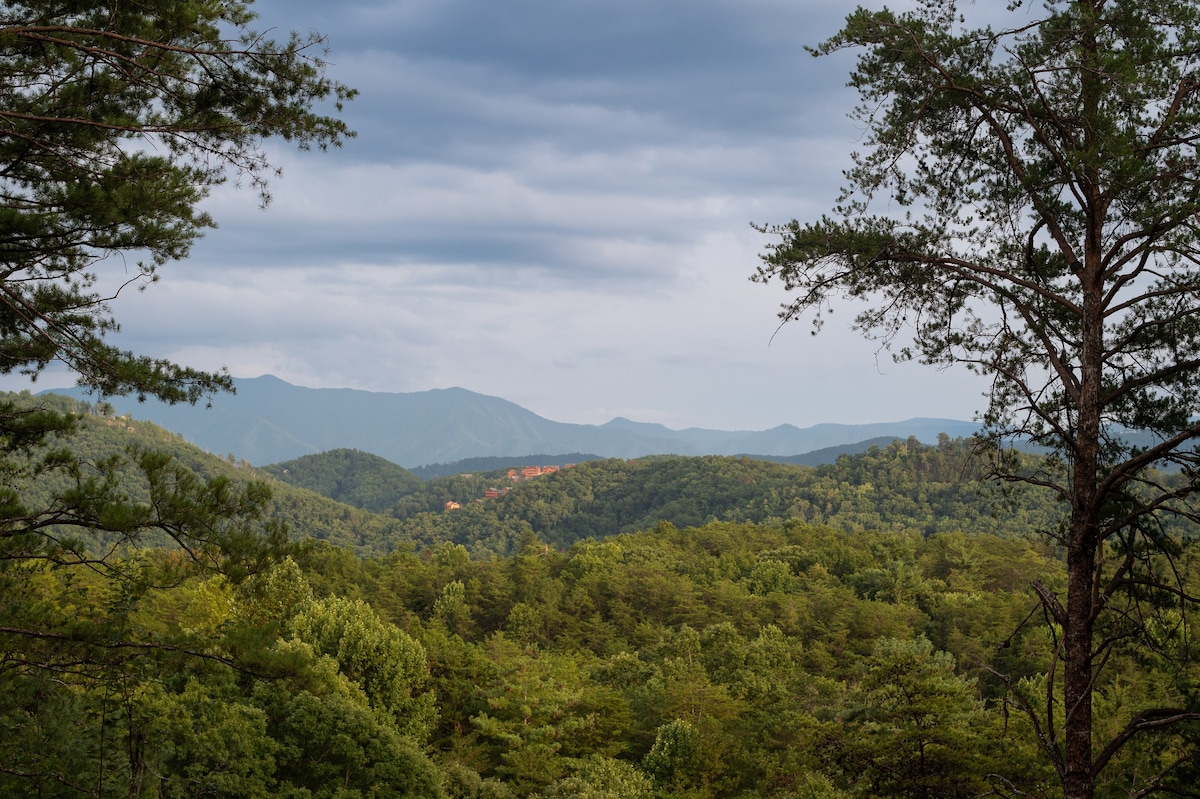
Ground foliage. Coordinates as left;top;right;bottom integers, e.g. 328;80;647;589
6;413;1200;798
833;637;1007;799
262;448;425;513
0;558;443;798
379;438;1066;555
541;755;654;799
3;391;413;555
0;0;355;793
302;519;1091;798
289;593;438;740
1;0;353;397
753;2;1200;796
4;381;1196;799
410;454;605;481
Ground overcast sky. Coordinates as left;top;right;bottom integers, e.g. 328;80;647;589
15;0;997;431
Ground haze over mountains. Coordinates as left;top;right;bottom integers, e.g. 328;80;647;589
45;375;979;467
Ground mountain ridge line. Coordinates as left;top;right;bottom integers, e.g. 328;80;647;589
40;374;979;467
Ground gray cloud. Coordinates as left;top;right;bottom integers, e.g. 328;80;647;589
6;0;993;432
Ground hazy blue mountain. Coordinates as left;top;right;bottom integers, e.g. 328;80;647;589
44;375;979;467
752;436;908;466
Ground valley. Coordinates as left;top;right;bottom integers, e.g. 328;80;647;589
4;389;1196;798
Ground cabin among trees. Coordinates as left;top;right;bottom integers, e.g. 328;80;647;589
508;464;568;481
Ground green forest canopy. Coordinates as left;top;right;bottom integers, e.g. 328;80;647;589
4;388;1199;797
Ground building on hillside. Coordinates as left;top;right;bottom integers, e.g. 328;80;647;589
506;464;571;482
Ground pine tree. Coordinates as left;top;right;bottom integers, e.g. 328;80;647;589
754;3;1200;796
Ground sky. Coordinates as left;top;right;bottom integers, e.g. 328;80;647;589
13;0;997;431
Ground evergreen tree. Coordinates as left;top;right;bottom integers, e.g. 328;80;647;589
0;1;352;791
754;3;1200;796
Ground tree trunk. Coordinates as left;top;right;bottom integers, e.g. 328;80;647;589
1063;265;1102;799
1064;332;1100;799
1064;11;1105;789
1063;525;1096;799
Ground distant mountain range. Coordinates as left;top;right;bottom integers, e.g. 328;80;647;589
44;375;980;467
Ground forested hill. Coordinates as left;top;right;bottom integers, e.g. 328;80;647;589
408;453;607;480
285;437;1066;556
10;391;1199;798
13;390;1065;559
261;448;425;513
12;395;1195;798
5;392;407;555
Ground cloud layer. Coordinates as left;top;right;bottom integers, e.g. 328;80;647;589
10;0;991;430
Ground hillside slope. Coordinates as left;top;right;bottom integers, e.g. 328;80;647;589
6;391;409;556
261;449;424;513
8;392;1083;561
343;438;1065;555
